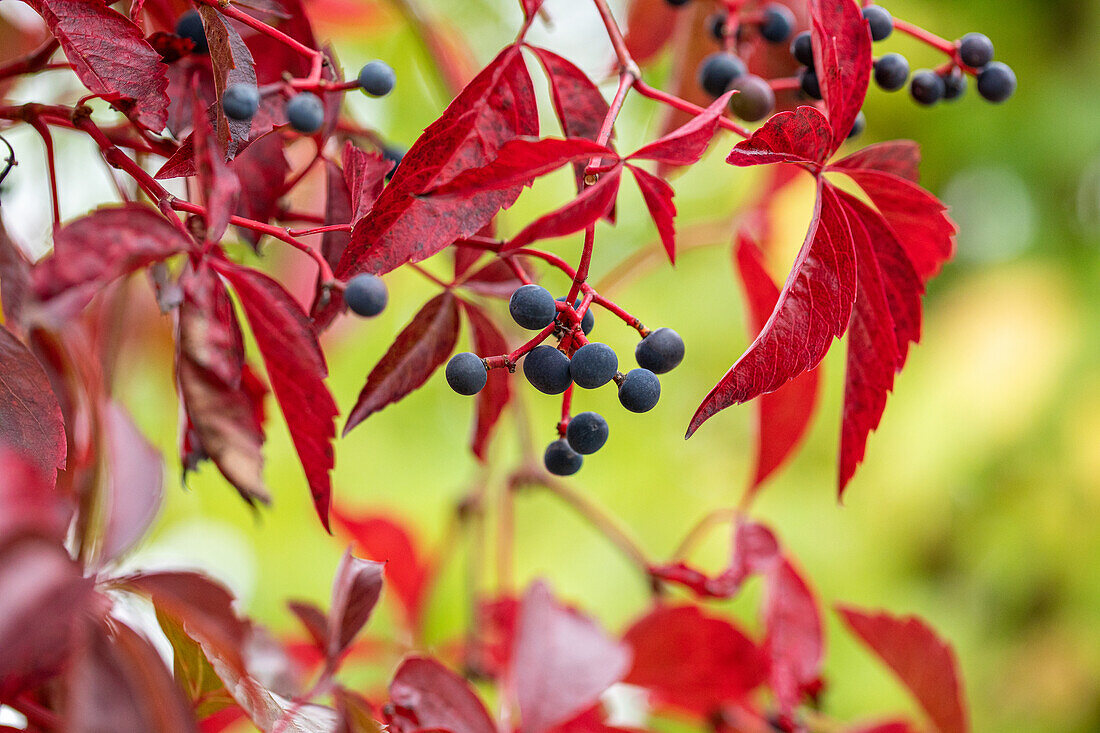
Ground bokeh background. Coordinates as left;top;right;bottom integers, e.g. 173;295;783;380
1;0;1098;730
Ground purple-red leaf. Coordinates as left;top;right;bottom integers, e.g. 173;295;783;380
388;656;496;733
628;165;677;264
727;106;834;167
831;141;921;183
193;99;240;243
809;0;872;145
629;92;733;166
512;581;631;733
232;134;289;242
764;558;824;716
689;183;856;437
288;600;329;654
0;222;30;330
343;141;392;220
0;324;66;478
838;606;969;733
197;6;256;155
213;260;337;531
327;549;384;663
431;137;614;196
344;292;460;435
506;166;622;250
100;401;163;565
462;301;512;461
337;46;537;277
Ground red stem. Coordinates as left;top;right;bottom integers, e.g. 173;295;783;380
0;39;59;81
29;118;61;229
633;80;749;138
590;0;640;77
892;18;959;58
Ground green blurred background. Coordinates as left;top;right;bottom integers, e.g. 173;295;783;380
6;0;1100;730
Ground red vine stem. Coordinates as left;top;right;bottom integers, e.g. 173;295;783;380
633;80;750;138
29;118;61;229
0;38;59;81
892;18;960;59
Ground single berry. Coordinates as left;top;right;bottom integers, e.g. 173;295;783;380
910;70;945;106
730;75;776;122
790;31;814;67
977;62;1016;103
958;32;994;68
222;84;260;121
635;328;685;374
618;369;661;413
862;5;893;42
873;53;909;92
509;284;557;330
557;297;595;335
566;412;609;455
383;146;404;181
523;345;572;395
941;68;967;100
847;111;866;139
287;92;325;134
175;10;208;54
569;343;618;389
799;68;822;100
759;4;795;43
446;352;487;396
344;273;388;317
698;52;747;98
358;60;396;97
544;439;582;476
708;12;728;41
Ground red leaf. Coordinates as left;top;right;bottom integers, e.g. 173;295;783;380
212;260;338;531
689;183;856;437
343;142;392;220
0;450;72;542
726;106;834;167
512;581;631;733
838;606;969;733
232;134;289;243
628;165;677;264
431;137;614;196
24;0;169;130
461;258;530;299
100;401;164;564
0;221;31;330
623;0;679;63
197;6;256;156
193;99;241;243
0;324;66;478
288;601;329;653
31;204;192;320
327;549;384;663
462;301;512;461
333;512;432;632
838;169;956;282
763;558;824;716
344;292;460;434
311;158;356;332
337;46;537;277
506;166;622;250
388;656;496;733
733;235;819;494
809;0;872;145
177;265;269;505
622;605;766;714
849;721;921;733
629;92;734;166
520;0;546;20
831;141;921;183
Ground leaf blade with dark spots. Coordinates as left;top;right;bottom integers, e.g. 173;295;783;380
0;324;66;479
197;6;256;156
726;106;834;167
809;0;872;146
431;137;614;196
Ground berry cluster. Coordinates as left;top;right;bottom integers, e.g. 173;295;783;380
445;284;683;476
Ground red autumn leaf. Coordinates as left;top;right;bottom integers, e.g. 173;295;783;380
0;450;72;542
550;705;639;733
506;166;622;251
764;558;824;716
288;600;329;654
343;141;392;220
520;0;546;20
31;204;193;320
726;106;835;168
193;98;241;243
623;0;679;64
0;221;30;330
849;721;922;733
178;265;269;505
99;401;164;565
322;158;354;268
198;6;256;156
838;606;969;733
23;0;169;130
622;605;766;714
327;549;384;663
337;46;537;277
832;141;921;183
461;301;512;461
388;656;496;733
333;511;432;632
628;165;677;264
232;134;289;243
733;234;819;495
629;91;734;166
689;183;856;437
212;260;338;531
809;0;872;145
512;581;632;733
344;292;460;434
0;324;66;479
431;137;614;196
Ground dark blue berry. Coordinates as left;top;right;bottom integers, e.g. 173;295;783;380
509;284;557;330
446;352;487;396
941;68;967;100
566;412;609;455
569;343;618;389
862;5;893;42
383;146;404;180
799;68;822;100
698;53;747;98
287;92;325;134
222;84;260;121
618;369;661;413
910;70;944;106
958;32;994;68
556;297;595;335
847;111;866;139
873;53;909;92
544;439;582;476
760;4;794;43
523;345;572;395
344;273;388;317
635;328;684;374
790;31;814;67
358;60;396;97
175;11;208;54
977;62;1015;103
730;75;775;122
